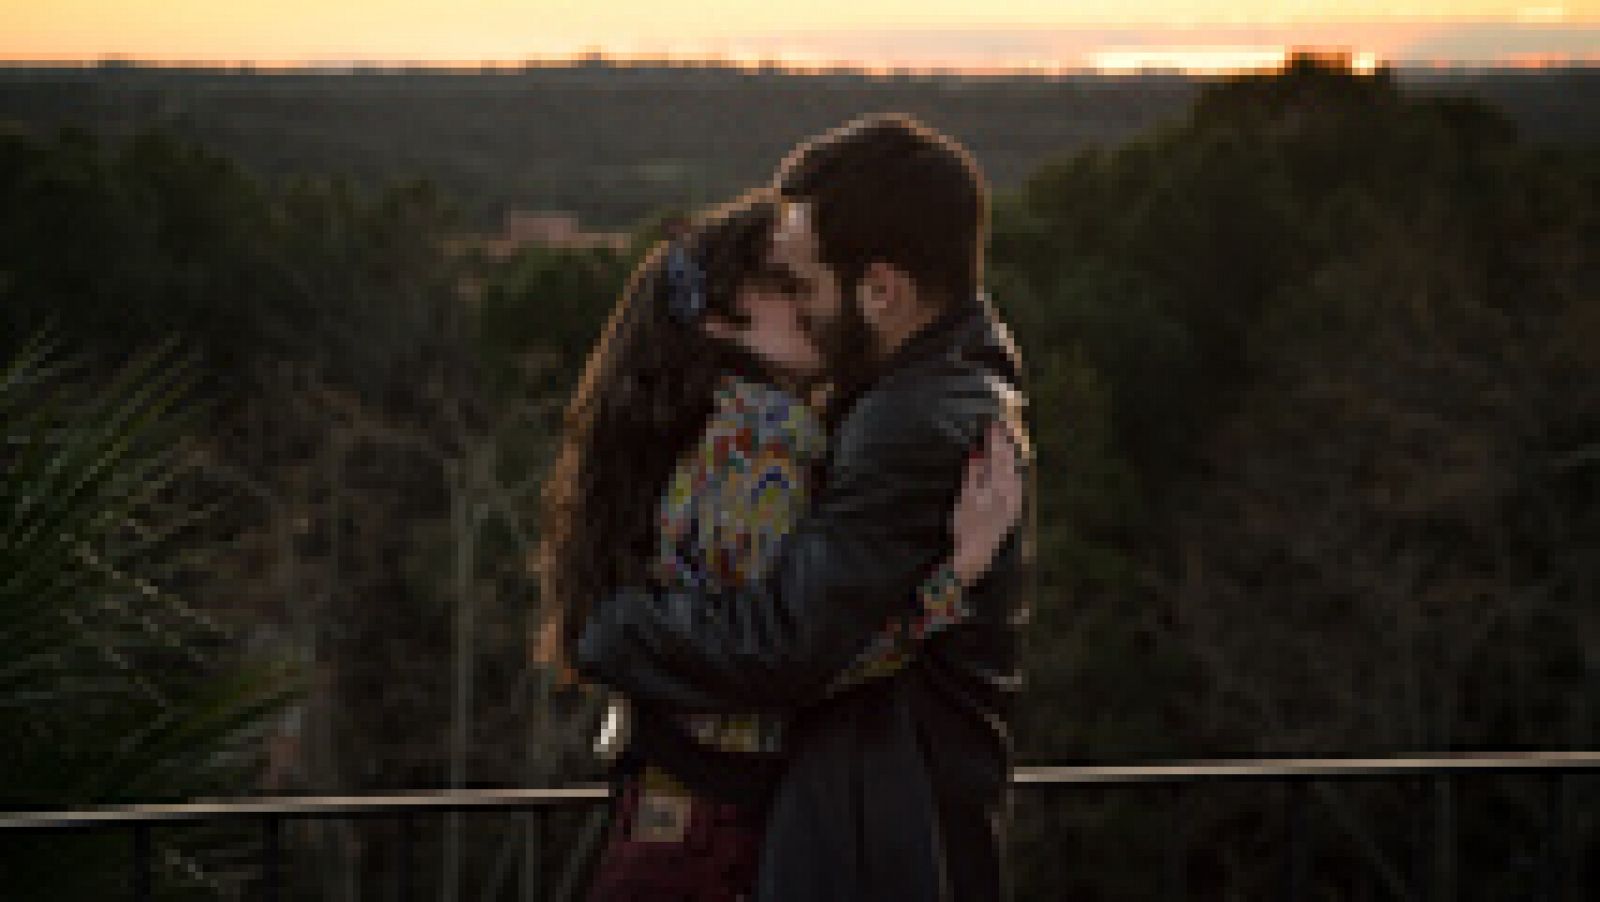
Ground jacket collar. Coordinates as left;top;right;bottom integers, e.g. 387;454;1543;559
875;291;988;377
872;289;1022;387
822;291;1015;426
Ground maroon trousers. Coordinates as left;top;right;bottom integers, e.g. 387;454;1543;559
585;774;764;902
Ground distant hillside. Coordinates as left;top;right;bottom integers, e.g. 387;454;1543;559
1;62;1594;231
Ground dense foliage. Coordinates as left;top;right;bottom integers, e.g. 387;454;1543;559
992;55;1598;897
2;54;1593;898
0;331;306;898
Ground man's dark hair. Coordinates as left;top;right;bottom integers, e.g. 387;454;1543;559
774;113;988;310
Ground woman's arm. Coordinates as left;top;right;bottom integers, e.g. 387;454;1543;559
667;381;1003;700
575;371;1024;712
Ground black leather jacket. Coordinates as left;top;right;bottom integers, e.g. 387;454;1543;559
576;294;1030;902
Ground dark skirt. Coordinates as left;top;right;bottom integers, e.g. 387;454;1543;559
585;771;765;902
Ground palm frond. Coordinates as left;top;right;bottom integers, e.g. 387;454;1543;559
2;327;304;899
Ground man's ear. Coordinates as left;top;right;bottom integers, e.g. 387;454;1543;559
858;261;916;323
857;261;896;319
855;279;876;316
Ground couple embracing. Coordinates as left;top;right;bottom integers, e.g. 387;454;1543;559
538;113;1032;902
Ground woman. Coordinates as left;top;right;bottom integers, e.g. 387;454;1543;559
537;189;1016;901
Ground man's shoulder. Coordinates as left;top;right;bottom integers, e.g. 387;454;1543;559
834;354;1015;467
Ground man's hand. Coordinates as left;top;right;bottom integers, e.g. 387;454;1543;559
950;420;1024;587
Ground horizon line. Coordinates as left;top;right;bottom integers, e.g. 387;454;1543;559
3;48;1595;78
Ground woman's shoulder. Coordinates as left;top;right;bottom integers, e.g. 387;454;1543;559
711;374;826;463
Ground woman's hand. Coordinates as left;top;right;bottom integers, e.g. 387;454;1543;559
950;420;1025;587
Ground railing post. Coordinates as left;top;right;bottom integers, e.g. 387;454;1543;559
522;808;544;902
1543;773;1566;902
262;814;282;902
1432;775;1455;902
553;802;615;902
399;813;415;902
1411;777;1429;902
131;822;151;902
1283;779;1308;900
1164;782;1186;902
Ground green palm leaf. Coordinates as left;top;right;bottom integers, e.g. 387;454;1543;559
2;327;304;899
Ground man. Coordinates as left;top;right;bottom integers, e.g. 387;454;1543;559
577;113;1031;901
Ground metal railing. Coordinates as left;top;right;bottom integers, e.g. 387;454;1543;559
4;750;1596;900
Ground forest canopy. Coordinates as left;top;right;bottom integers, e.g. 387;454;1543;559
2;53;1594;899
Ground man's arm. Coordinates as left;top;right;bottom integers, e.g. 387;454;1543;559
574;371;998;712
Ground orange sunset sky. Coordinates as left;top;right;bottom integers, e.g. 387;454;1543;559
3;1;1596;71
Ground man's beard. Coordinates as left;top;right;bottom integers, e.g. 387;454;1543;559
805;292;878;403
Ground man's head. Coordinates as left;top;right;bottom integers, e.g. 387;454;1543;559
767;113;989;376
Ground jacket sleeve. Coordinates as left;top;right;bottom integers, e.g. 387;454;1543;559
573;373;997;712
826;560;970;692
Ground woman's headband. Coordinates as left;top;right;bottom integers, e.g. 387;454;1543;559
662;242;707;326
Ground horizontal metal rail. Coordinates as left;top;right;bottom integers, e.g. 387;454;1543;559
4;750;1595;901
1011;749;1600;786
0;784;610;831
6;750;1594;830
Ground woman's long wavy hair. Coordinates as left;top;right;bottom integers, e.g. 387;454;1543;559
536;191;781;678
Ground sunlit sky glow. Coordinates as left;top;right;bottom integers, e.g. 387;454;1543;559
4;1;1596;71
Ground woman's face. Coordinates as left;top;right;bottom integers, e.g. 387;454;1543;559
725;275;825;383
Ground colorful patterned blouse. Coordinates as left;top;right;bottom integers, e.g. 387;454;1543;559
643;372;971;757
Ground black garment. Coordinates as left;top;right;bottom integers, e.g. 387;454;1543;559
577;294;1030;902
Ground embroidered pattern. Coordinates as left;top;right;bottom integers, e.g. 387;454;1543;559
652;374;970;755
829;561;971;689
